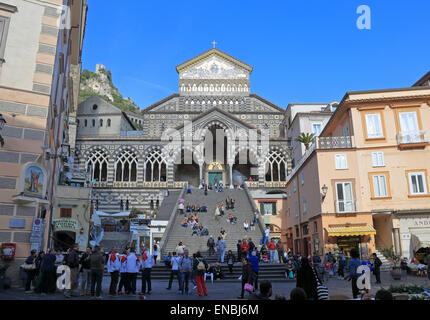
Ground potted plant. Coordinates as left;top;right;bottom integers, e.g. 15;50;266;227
381;247;402;280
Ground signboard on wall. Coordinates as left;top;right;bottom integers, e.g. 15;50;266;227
53;218;79;232
30;217;44;253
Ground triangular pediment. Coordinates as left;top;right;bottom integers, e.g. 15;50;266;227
176;48;253;80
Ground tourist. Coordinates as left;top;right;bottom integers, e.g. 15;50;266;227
79;247;91;296
248;280;272;300
375;289;393;300
54;249;64;269
38;249;56;294
178;249;193;295
107;247;121;297
371;253;382;284
200;205;207;212
296;257;318;300
216;236;227;263
346;248;361;299
191;225;199;237
64;244;80;298
220;228;227;239
153;245;159;265
193;251;208;297
89;246;105;300
163;252;172;266
166;252;181;291
200;225;209;236
225;197;231;209
243;220;249;232
175;241;186;255
249;250;260;290
326;251;336;277
238;257;256;299
248;238;256;254
207;236;215;256
219;204;225;216
214;205;221;219
231;198;235;209
260;245;269;263
117;250;129;295
264;227;270;245
240;240;250;260
268;239;276;263
24;250;37;294
250;219;255;231
126;248;140;295
285;259;295;279
237;240;242;261
276;241;284;263
214;263;224;280
226;250;236;273
337;256;346;280
204;263;215;284
204;184;208;195
140;247;154;296
290;287;307;301
181;218;188;228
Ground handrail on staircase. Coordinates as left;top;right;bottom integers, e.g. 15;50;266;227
159;185;186;258
243;182;266;237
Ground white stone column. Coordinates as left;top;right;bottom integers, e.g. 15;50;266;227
199;163;203;188
229;163;234;189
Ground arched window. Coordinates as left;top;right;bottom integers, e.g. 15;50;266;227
77;119;80;127
265;151;287;182
84;119;88;127
99;119;103;127
92;119;96;127
87;149;108;182
115;150;138;182
144;148;167;182
107;119;111;127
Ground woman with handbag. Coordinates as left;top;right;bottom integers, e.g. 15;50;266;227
238;257;255;299
24;249;37;293
296;257;318;300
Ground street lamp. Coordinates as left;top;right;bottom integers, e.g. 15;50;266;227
321;184;328;201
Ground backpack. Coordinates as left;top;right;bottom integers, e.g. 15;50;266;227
197;259;206;271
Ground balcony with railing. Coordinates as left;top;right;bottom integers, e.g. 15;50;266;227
335;199;358;214
317;136;353;149
396;130;428;149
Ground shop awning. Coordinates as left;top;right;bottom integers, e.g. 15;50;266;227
327;225;376;236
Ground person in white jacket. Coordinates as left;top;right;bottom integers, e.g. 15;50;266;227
117;250;129;295
107;247;121;297
139;247;154;295
126;248;141;295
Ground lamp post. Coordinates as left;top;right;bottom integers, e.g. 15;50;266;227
321;184;328;201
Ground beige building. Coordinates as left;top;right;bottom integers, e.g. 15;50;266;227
283;73;430;261
0;0;87;284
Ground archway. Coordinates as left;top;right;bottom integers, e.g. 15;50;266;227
174;148;200;187
232;149;259;183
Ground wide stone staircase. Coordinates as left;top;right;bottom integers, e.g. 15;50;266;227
162;187;264;256
374;248;394;272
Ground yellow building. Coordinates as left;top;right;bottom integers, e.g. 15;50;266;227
283;74;430;260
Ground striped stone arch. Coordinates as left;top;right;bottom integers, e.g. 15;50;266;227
114;146;140;182
194;119;234;142
264;146;290;182
83;146;110;182
232;145;261;166
172;145;204;166
143;146;168;182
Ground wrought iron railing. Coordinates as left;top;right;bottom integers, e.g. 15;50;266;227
396;130;427;145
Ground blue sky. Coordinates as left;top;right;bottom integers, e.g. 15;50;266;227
82;0;430;110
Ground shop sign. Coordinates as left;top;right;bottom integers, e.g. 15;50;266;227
414;219;430;227
53;218;79;232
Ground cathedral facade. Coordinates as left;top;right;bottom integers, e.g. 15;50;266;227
75;48;292;213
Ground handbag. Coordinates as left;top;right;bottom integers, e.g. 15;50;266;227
313;270;328;300
244;283;254;293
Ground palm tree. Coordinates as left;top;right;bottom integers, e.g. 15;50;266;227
295;132;315;150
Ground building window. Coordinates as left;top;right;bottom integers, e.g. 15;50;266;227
115;150;138;182
300;172;304;185
372;174;388;198
92;119;96;127
295;227;299;237
408;171;427;195
314;221;318;233
398;111;420;143
371;152;384;167
293;180;297;192
260;202;276;216
76;119;80;127
311;122;322;136
99;119;103;127
144;148;167;182
302;225;309;235
335;154;348;170
86;149;108;182
84;119;88;127
264;151;288;182
107;119;111;127
365;113;384;139
335;182;354;212
288;208;291;217
92;104;98;110
0;16;11;64
60;208;72;218
302;198;307;213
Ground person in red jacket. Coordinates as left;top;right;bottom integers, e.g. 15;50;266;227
268;239;276;263
240;240;250;259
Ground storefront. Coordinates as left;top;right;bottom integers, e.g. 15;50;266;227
397;213;430;260
326;225;376;258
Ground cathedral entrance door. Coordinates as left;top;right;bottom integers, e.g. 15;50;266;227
208;172;223;186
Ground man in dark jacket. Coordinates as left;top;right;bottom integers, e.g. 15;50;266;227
207;236;215;256
372;253;382;284
64;244;80;298
237;240;242;260
238;258;256;299
90;246;105;299
248;238;256;254
38;249;56;294
79;247;92;296
24;250;37;293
